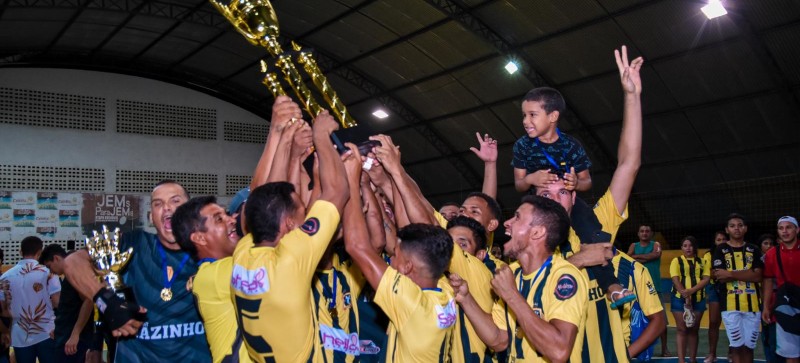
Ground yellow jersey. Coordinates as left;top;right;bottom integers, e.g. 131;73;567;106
448;242;494;362
613;253;664;345
230;200;340;363
563;189;631;363
490;258;588;362
374;267;457;363
313;252;366;362
434;209;506;273
193;258;251;363
711;242;763;313
669;255;709;303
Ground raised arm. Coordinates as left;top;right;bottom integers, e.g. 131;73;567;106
470;132;498;199
266;120;301;183
608;45;644;215
449;273;508;352
361;173;387;254
342;144;387;290
313;110;349;213
250;96;303;190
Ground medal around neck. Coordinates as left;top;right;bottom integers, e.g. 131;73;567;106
86;225;136;303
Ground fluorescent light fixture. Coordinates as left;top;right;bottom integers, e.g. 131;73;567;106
504;61;519;74
372;110;389;119
702;0;727;19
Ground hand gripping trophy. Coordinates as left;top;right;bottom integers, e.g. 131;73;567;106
210;0;357;129
86;225;135;302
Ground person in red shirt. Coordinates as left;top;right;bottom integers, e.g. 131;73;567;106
762;216;800;363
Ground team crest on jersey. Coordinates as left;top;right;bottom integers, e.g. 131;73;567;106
301;217;320;236
343;292;352;308
555;274;577;300
646;281;656;295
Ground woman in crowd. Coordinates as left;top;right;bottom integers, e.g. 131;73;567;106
670;236;710;363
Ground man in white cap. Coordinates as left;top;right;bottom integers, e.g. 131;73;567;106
762;216;800;363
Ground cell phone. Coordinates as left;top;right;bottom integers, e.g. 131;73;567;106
357;140;381;155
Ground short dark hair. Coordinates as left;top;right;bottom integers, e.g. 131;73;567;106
447;216;488;251
440;202;459;209
173;196;217;260
522;87;566;115
246;182;298;244
39;243;67;264
639;224;653;229
714;231;726;238
465;192;503;221
20;236;44;257
727;213;747;226
520;195;570;252
397;224;453;279
758;233;775;245
153;179;189;199
681;236;699;257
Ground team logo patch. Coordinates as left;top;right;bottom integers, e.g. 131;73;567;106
343;292;352;308
555;274;578;300
646;281;656;295
301;217;320;236
713;259;723;267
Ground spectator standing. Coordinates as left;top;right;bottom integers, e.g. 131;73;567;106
763;216;800;363
628;224;668;356
670;236;710;363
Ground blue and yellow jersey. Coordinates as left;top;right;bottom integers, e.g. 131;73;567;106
491;258;588;362
313;252;366;362
375;267;457;363
711;242;763;313
193;257;251;363
670;255;709;303
613;253;664;345
230;200;340;363
563;189;631;363
448;242;494;362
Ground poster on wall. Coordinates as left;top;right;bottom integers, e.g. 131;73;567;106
57;193;82;241
82;193;140;234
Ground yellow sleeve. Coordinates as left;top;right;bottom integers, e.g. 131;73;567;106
543;264;588;328
491;299;508;331
669;258;680;278
433;209;448;229
448;245;494;312
374;266;422;332
702;257;710;277
279;200;341;276
592;189;629;242
634;264;663;316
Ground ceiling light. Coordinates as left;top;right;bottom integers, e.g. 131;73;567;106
504;61;519;74
702;0;727;19
372;110;389;119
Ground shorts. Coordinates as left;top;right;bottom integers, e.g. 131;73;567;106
776;305;800;358
721;311;760;349
670;295;706;312
706;283;720;303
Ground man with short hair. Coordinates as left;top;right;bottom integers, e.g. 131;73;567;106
0;236;61;363
64;180;212;363
627;224;667;356
762;216;799;363
712;213;763;363
449;195;589;362
438;202;460;222
172;196;250;363
40;244;93;363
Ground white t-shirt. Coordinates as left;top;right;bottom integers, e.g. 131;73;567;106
0;259;61;347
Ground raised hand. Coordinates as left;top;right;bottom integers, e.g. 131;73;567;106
491;265;520;303
312;110;339;138
271;96;303;132
342;143;363;186
448;273;471;303
563;167;577;191
614;45;644;95
370;134;403;176
291;122;313;158
470;132;498;163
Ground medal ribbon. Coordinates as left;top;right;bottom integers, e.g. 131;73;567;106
517;256;552;295
197;257;216;266
156;239;190;292
318;269;338;312
533;128;567;172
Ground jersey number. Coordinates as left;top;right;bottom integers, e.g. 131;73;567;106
235;296;276;363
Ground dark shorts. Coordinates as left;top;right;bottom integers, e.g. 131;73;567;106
706;283;720;303
671;295;706;312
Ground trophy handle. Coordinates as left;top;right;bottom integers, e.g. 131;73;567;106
292;42;357;128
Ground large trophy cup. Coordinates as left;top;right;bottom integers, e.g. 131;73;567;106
210;0;357;128
86;225;135;302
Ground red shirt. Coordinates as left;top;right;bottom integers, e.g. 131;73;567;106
763;239;800;287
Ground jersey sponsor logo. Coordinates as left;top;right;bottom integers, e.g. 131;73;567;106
320;323;361;356
300;217;320;236
231;265;269;295
359;340;380;355
435;299;457;329
646;281;657;295
136;321;205;340
555;274;578;300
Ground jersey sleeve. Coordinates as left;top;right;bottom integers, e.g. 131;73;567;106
433;210;448;229
279;200;341;276
751;246;764;270
543;264;587;328
448;245;494;313
669;258;680;278
491;299;509;331
48;272;62;295
374;266;422;332
763;248;776;278
701;257;711;277
592;189;628;242
634;265;663;316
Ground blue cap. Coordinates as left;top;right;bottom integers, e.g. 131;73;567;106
228;187;250;215
778;216;798;228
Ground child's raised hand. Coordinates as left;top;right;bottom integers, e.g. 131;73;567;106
524;169;559;188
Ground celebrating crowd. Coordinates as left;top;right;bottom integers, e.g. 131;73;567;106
0;45;795;363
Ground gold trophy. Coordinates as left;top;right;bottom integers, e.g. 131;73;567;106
86;225;135;302
210;0;357;128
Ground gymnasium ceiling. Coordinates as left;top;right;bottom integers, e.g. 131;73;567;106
2;0;800;242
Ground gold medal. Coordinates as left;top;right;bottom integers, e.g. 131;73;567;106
161;287;173;301
329;307;338;319
515;326;523;339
